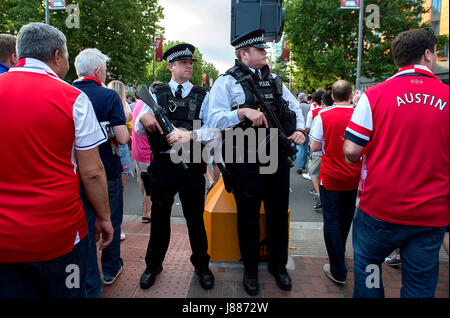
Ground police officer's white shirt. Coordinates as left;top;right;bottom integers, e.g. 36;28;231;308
135;79;214;142
206;67;306;132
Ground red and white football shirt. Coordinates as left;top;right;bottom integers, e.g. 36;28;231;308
307;107;324;157
345;65;449;227
0;58;107;262
310;102;320;112
310;105;362;190
306;107;323;130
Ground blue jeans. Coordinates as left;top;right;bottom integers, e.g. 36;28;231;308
320;185;357;281
119;144;132;175
296;136;309;170
80;176;123;298
352;208;446;298
0;237;88;298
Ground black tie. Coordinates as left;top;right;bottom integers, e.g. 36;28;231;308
175;84;183;99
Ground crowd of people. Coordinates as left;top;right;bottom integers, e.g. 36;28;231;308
0;22;448;299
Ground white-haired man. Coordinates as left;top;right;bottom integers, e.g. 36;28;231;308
73;48;130;297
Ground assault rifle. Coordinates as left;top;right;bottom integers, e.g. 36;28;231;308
236;75;297;167
216;162;234;194
135;84;189;170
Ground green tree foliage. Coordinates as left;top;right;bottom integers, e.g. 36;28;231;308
0;0;43;32
284;0;430;92
270;56;290;83
202;61;220;89
437;34;449;58
148;40;220;88
0;0;164;85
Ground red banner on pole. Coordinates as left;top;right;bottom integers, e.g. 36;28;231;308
340;0;360;9
155;38;163;62
202;73;207;85
281;38;290;62
49;0;66;10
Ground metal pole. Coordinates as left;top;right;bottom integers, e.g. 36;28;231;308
152;36;156;83
45;0;50;24
356;0;364;91
289;51;293;92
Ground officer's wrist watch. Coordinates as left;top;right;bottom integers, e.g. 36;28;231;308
296;129;307;137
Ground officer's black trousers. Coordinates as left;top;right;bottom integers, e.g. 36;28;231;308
144;156;210;271
231;155;290;273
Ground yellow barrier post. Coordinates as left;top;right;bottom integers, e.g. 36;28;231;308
204;178;290;262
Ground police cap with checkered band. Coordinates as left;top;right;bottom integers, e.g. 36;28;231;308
162;43;197;63
231;29;270;49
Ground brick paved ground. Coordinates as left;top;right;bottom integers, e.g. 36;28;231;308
99;221;449;298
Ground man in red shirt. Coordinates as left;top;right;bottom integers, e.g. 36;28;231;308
309;87;326;112
310;80;361;285
0;22;113;298
305;92;334;209
344;28;448;298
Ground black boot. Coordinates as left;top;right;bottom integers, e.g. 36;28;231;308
268;264;292;291
139;266;163;289
195;267;215;290
243;270;259;296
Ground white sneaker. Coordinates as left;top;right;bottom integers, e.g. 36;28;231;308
120;232;126;241
384;252;401;267
323;264;346;285
302;173;311;180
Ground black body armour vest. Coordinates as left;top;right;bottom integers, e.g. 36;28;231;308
224;60;297;163
225;60;296;136
148;83;206;156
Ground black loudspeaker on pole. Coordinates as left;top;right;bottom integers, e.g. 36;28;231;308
230;0;285;43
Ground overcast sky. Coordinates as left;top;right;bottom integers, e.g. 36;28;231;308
158;0;237;74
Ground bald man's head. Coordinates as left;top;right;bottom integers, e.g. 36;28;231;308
332;80;352;103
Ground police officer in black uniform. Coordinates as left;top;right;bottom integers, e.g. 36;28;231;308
206;29;306;296
135;43;214;290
